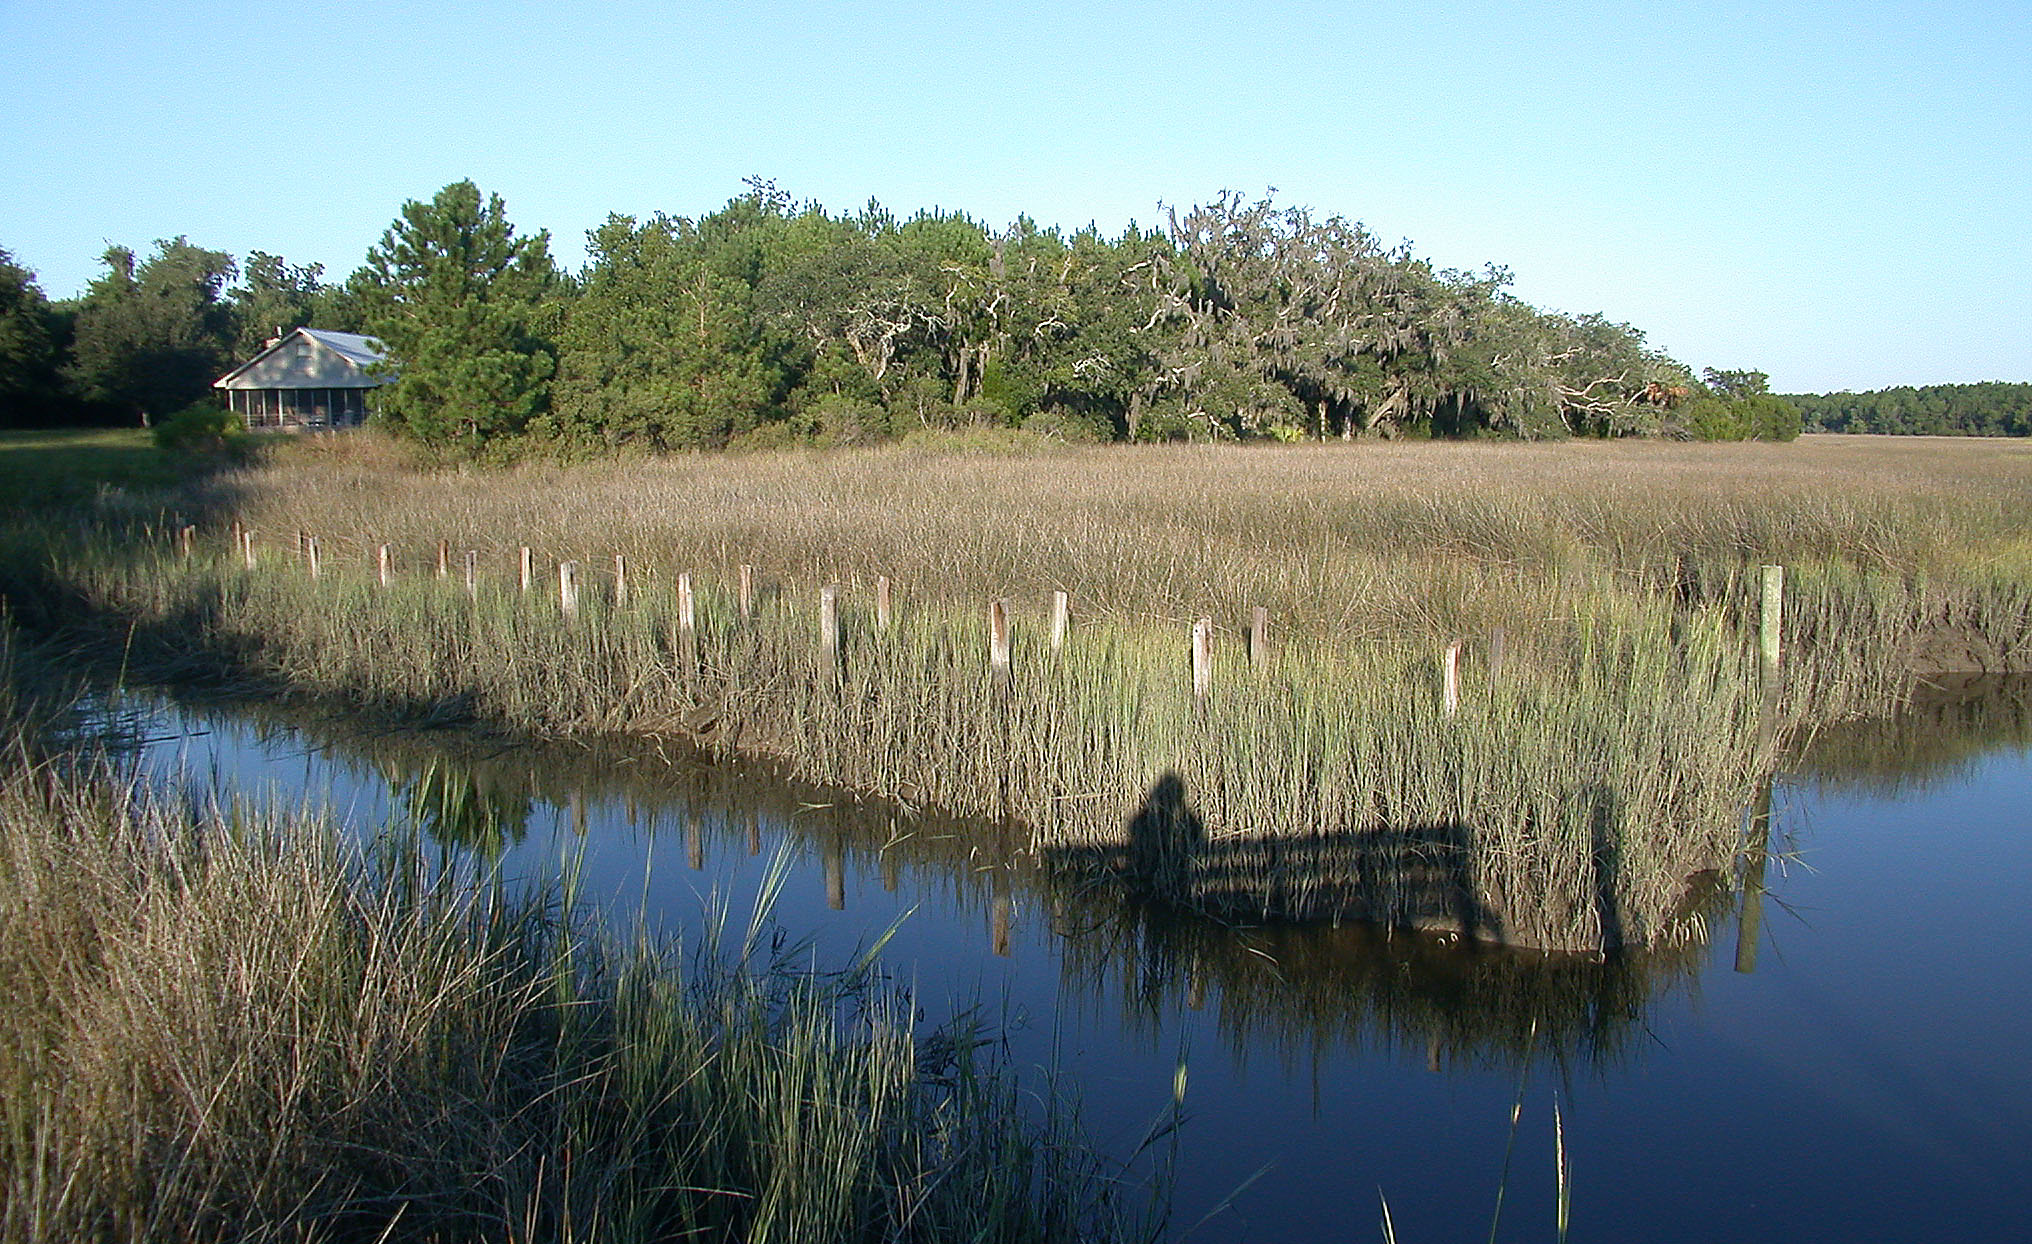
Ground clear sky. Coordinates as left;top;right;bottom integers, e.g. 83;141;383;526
3;0;2026;393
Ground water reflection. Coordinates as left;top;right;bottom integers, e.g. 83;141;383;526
1793;673;2032;792
129;676;2028;1084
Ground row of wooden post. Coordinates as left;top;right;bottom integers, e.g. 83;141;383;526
188;528;1788;709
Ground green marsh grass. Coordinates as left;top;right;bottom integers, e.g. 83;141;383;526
0;638;1153;1244
5;434;2029;949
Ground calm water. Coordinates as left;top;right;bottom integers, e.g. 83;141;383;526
119;683;2032;1243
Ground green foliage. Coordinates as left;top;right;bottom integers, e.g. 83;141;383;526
1678;378;1801;442
1787;381;2032;436
547;203;790;449
64;238;238;427
227;251;327;358
361;181;559;447
0;248;65;427
150;399;242;453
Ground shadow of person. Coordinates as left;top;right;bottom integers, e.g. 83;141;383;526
1126;770;1207;898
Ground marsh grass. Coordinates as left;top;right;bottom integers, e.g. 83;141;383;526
0;651;1152;1243
6;435;2029;949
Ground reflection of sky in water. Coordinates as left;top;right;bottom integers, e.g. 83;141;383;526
123;690;2032;1244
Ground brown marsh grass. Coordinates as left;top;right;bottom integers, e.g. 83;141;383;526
11;433;2031;949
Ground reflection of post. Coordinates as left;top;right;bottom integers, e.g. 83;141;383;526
1186;953;1206;1010
990;866;1011;957
745;809;761;857
570;790;587;836
1735;777;1775;974
685;809;704;871
880;845;899;892
823;830;845;911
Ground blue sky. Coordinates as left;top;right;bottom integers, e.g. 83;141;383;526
3;0;2026;393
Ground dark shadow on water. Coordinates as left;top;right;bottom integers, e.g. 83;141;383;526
1063;769;1506;944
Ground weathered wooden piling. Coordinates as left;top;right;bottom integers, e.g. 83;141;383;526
876;575;894;632
675;572;697;670
1488;626;1507;684
306;536;322;579
1250;606;1270;672
377;544;392;588
1050;590;1070;653
240;529;256;570
1191;617;1213;697
463;550;478;598
436;539;450;579
176;525;195;560
1443;642;1461;717
559;561;580;619
1759;564;1784;693
819;585;840;675
990;598;1012;687
519;546;533;593
738;564;755;620
611;554;628;608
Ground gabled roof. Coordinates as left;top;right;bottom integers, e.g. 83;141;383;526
213;326;396;390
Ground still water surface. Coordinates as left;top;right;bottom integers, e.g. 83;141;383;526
122;684;2032;1243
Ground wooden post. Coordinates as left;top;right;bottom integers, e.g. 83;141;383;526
436;539;450;579
1759;564;1784;693
1443;642;1461;718
295;529;308;561
818;585;840;675
612;554;628;608
738;564;755;619
1249;606;1270;672
177;525;195;560
990;598;1012;686
876;575;893;632
1050;590;1070;653
377;544;392;588
241;529;256;570
675;572;697;670
229;519;243;552
305;536;321;579
518;546;533;593
559;561;580;619
1488;626;1506;684
1191;617;1213;698
463;550;478;599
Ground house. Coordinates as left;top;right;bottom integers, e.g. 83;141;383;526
212;327;393;430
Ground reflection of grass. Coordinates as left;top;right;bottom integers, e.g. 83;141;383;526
0;639;1151;1243
1792;674;2032;793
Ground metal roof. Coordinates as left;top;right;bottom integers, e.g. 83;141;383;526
213;326;395;390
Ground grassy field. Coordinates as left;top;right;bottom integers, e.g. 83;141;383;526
4;430;2029;949
0;628;1155;1244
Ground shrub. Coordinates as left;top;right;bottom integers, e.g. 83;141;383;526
151;401;244;454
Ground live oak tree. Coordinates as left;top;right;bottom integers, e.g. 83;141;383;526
361;181;559;446
64;237;237;426
0;247;64;426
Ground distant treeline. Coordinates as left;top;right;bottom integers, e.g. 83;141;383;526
1785;383;2032;437
4;180;1803;447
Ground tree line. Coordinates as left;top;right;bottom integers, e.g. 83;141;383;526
1783;383;2032;437
3;179;1809;447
